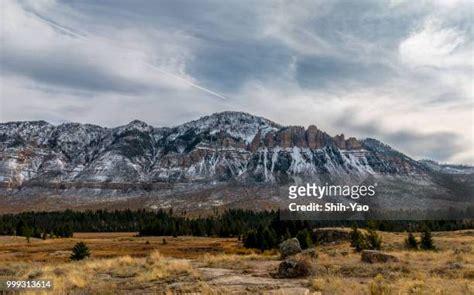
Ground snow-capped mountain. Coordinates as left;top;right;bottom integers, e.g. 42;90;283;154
0;112;472;213
0;111;422;185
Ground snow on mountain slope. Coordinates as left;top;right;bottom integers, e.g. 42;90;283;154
0;111;452;188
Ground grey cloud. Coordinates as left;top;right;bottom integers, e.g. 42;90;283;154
1;47;150;94
334;114;465;163
1;0;472;164
295;56;397;89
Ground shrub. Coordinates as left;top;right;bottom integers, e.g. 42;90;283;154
368;274;391;295
420;228;435;250
296;229;313;250
366;228;382;250
405;232;418;250
351;226;367;252
70;242;91;261
350;225;382;251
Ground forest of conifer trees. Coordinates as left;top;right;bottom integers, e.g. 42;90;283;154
0;209;472;249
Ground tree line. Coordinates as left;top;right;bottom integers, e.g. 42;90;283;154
0;209;472;246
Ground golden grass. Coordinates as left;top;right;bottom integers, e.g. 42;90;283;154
0;234;241;263
17;250;200;294
1;230;473;294
309;237;474;295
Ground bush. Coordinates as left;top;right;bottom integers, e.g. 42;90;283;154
70;242;91;261
368;274;391;295
351;226;367;252
296;229;313;250
405;232;418;250
420;229;435;250
366;229;382;250
351;225;382;251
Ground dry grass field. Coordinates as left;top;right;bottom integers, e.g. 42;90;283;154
0;230;473;294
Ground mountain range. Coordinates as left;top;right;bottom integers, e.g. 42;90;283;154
0;111;472;214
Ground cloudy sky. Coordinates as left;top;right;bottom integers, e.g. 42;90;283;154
0;0;473;164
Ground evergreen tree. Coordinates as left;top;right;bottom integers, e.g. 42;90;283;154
262;227;277;250
350;225;366;251
404;232;418;250
420;228;435;250
296;229;313;249
243;231;257;249
350;225;360;247
70;242;91;260
23;226;32;243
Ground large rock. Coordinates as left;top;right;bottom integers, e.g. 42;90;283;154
361;250;399;263
279;238;302;259
277;258;310;278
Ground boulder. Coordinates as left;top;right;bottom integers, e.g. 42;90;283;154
279;238;302;259
277;259;310;278
361;250;399;263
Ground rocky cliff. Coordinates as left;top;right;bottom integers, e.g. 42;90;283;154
0;112;472;213
0;111;426;187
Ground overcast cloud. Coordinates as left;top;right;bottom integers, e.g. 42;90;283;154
0;0;473;164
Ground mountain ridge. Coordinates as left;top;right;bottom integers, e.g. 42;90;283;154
0;111;472;213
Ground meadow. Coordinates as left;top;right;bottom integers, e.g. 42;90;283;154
0;230;473;294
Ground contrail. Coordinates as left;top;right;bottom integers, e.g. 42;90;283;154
29;8;229;101
143;62;228;100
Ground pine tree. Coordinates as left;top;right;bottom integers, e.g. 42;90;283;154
420;228;435;250
243;231;258;249
70;242;91;260
296;229;313;249
350;225;366;251
23;226;32;243
405;232;418;250
350;225;360;247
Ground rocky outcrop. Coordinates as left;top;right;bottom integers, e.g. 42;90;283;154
346;137;362;150
249;130;261;152
276;258;310;278
334;134;346;149
250;125;364;151
279;238;302;259
0;111;428;189
305;125;320;149
361;250;399;263
276;126;307;148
